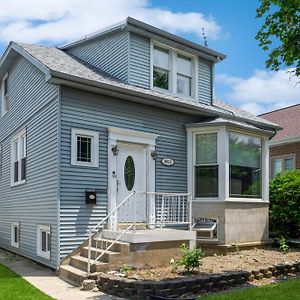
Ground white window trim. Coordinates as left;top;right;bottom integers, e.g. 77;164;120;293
187;126;269;203
271;154;296;178
11;222;20;248
37;224;51;260
150;40;198;100
192;129;221;200
1;73;8;117
71;128;99;168
11;128;26;187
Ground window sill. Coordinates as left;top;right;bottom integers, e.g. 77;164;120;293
71;162;99;168
226;198;269;203
151;86;196;101
192;197;220;202
11;180;26;187
37;251;50;260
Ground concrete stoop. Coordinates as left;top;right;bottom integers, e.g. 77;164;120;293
59;229;196;287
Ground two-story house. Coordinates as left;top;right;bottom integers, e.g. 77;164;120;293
0;18;280;285
260;104;300;177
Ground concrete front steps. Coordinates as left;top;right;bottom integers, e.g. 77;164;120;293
59;237;131;286
59;229;196;287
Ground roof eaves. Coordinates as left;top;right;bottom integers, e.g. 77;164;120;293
126;17;226;61
59;19;128;49
0;42;51;79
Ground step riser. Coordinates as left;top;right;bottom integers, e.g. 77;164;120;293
59;268;87;287
70;257;109;273
92;239;130;253
81;248;128;265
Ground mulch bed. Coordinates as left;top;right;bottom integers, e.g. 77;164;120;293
125;247;300;281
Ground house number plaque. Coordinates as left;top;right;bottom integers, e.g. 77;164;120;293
161;158;175;166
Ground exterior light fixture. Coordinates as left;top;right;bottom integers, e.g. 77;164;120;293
111;145;119;156
151;150;157;160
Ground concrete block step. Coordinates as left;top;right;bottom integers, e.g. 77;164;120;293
92;238;130;253
70;255;109;273
59;265;88;287
81;246;120;262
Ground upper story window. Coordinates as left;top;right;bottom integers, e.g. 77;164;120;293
177;54;192;96
271;155;295;178
71;128;99;167
1;73;9;117
229;132;262;198
11;129;27;186
152;44;196;98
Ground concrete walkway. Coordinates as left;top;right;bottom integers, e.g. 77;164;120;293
0;248;124;300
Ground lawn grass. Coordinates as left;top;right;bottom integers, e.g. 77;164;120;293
199;278;300;300
0;263;53;300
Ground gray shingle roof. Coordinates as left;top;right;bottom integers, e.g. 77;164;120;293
15;42;279;130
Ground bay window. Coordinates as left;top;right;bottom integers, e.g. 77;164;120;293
152;43;195;98
189;126;267;201
194;133;218;198
11;129;27;186
229;132;262;198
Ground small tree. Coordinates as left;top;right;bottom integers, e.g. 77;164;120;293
269;170;300;238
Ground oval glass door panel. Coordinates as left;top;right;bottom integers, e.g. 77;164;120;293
124;156;135;191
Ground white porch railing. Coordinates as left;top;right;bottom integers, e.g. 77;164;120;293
86;191;192;275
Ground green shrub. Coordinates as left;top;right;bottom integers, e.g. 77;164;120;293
179;244;205;273
269;170;300;238
278;236;290;253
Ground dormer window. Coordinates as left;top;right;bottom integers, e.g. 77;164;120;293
152;43;196;99
153;46;170;90
1;73;8;116
177;54;192;96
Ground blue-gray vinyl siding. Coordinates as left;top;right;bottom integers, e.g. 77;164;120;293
59;86;200;257
0;57;59;269
128;33;150;89
64;31;213;105
66;31;129;82
198;58;213;105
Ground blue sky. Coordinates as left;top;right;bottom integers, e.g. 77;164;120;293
0;0;298;114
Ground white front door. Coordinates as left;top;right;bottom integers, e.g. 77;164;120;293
116;142;147;223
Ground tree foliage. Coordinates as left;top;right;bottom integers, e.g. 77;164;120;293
255;0;300;77
269;170;300;238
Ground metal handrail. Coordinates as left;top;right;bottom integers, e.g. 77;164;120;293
87;191;136;275
86;191;192;275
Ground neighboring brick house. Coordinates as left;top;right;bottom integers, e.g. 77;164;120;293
260;104;300;177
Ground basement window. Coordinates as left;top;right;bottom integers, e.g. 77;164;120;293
37;225;51;260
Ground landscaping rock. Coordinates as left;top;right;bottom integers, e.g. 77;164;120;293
81;279;95;291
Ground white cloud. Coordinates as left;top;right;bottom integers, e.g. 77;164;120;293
0;0;222;45
216;69;300;115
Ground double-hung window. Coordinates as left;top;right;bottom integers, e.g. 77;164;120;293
177;54;192;96
271;155;295;177
37;225;51;260
1;73;8;116
152;44;195;98
11;222;20;248
71;129;99;167
11;129;27;186
153;46;170;90
194;132;218;198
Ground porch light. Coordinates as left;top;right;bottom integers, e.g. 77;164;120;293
111;145;119;156
151;150;157;160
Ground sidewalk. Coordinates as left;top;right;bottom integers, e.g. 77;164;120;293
0;248;124;300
